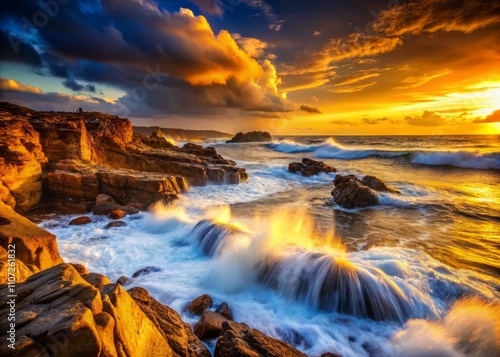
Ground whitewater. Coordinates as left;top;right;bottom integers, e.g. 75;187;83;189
37;135;500;357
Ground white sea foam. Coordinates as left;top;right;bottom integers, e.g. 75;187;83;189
270;138;500;170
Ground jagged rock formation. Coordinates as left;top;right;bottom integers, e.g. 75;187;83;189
289;158;337;177
331;174;400;208
0;102;247;212
0;201;63;283
227;131;272;143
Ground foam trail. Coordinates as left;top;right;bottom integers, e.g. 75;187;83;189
410;151;500;170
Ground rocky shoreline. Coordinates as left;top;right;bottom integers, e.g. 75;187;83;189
0;103;327;356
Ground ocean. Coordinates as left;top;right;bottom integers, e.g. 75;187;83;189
38;135;500;357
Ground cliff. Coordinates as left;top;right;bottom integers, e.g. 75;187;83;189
0;102;247;212
133;126;232;141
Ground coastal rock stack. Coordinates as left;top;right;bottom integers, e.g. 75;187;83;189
226;131;272;143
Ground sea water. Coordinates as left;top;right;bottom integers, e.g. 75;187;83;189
39;135;500;357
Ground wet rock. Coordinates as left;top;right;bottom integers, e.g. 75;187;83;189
71;263;90;276
129;287;211;357
194;310;227;340
116;276;132;286
109;209;127;220
214;321;307;357
289;158;337;177
215;302;233;321
227;131;272;143
96;193;115;204
132;266;162;278
185;294;213;315
362;175;401;194
321;353;343;357
104;221;126;229
0;201;63;283
331;175;379;208
93;202;139;216
0;264;175;357
69;216;92;225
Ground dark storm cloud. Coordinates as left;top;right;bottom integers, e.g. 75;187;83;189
0;30;42;65
0;0;292;117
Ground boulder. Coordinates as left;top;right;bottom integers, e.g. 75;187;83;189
214;321;307;357
93;202;139;216
96;194;115;204
109;209;127;220
361;175;401;194
194;310;227;340
132;266;162;278
0;264;175;357
227;131;272;143
116;276;133;286
69;216;92;225
215;302;233;321
185;294;213;316
129;287;211;357
0;201;63;283
105;221;127;229
289;158;337;177
331;175;380;208
321;353;343;357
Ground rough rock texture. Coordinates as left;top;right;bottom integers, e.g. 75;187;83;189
331;175;380;208
185;294;213;316
45;160;187;211
0;201;63;283
69;216;92;225
194;310;227;340
0;111;48;212
289;158;337;177
0;264;175;357
214;321;307;357
227;131;272;143
215;302;233;321
0;102;248;213
129;287;211;357
362;175;401;194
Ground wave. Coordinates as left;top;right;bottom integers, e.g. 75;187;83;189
269;138;500;170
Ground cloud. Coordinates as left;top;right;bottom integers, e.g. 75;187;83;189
62;78;97;93
189;0;223;15
0;78;42;94
396;69;452;89
330;119;359;127
362;117;387;125
0;0;292;116
333;71;381;87
372;0;500;36
330;81;377;93
299;104;322;114
473;109;500;123
404;110;448;126
313;31;321;37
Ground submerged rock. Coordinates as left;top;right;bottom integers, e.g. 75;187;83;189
289;158;337;177
93;202;139;216
185;294;213;316
227;131;272;143
132;266;162;278
69;216;92;225
105;221;126;229
214;321;307;357
109;209;127;219
331;175;379;208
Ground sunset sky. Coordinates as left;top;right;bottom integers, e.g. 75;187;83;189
1;0;499;135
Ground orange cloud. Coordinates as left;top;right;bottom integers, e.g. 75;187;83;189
0;78;42;94
473;109;500;123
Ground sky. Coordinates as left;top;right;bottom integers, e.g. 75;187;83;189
0;0;499;135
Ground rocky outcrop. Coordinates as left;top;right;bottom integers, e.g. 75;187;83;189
45;160;187;211
214;321;307;357
289;158;337;177
185;294;213;316
227;131;272;143
0;102;248;213
129;287;211;357
331;175;380;208
0;201;63;283
331;174;401;208
0;113;48;212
